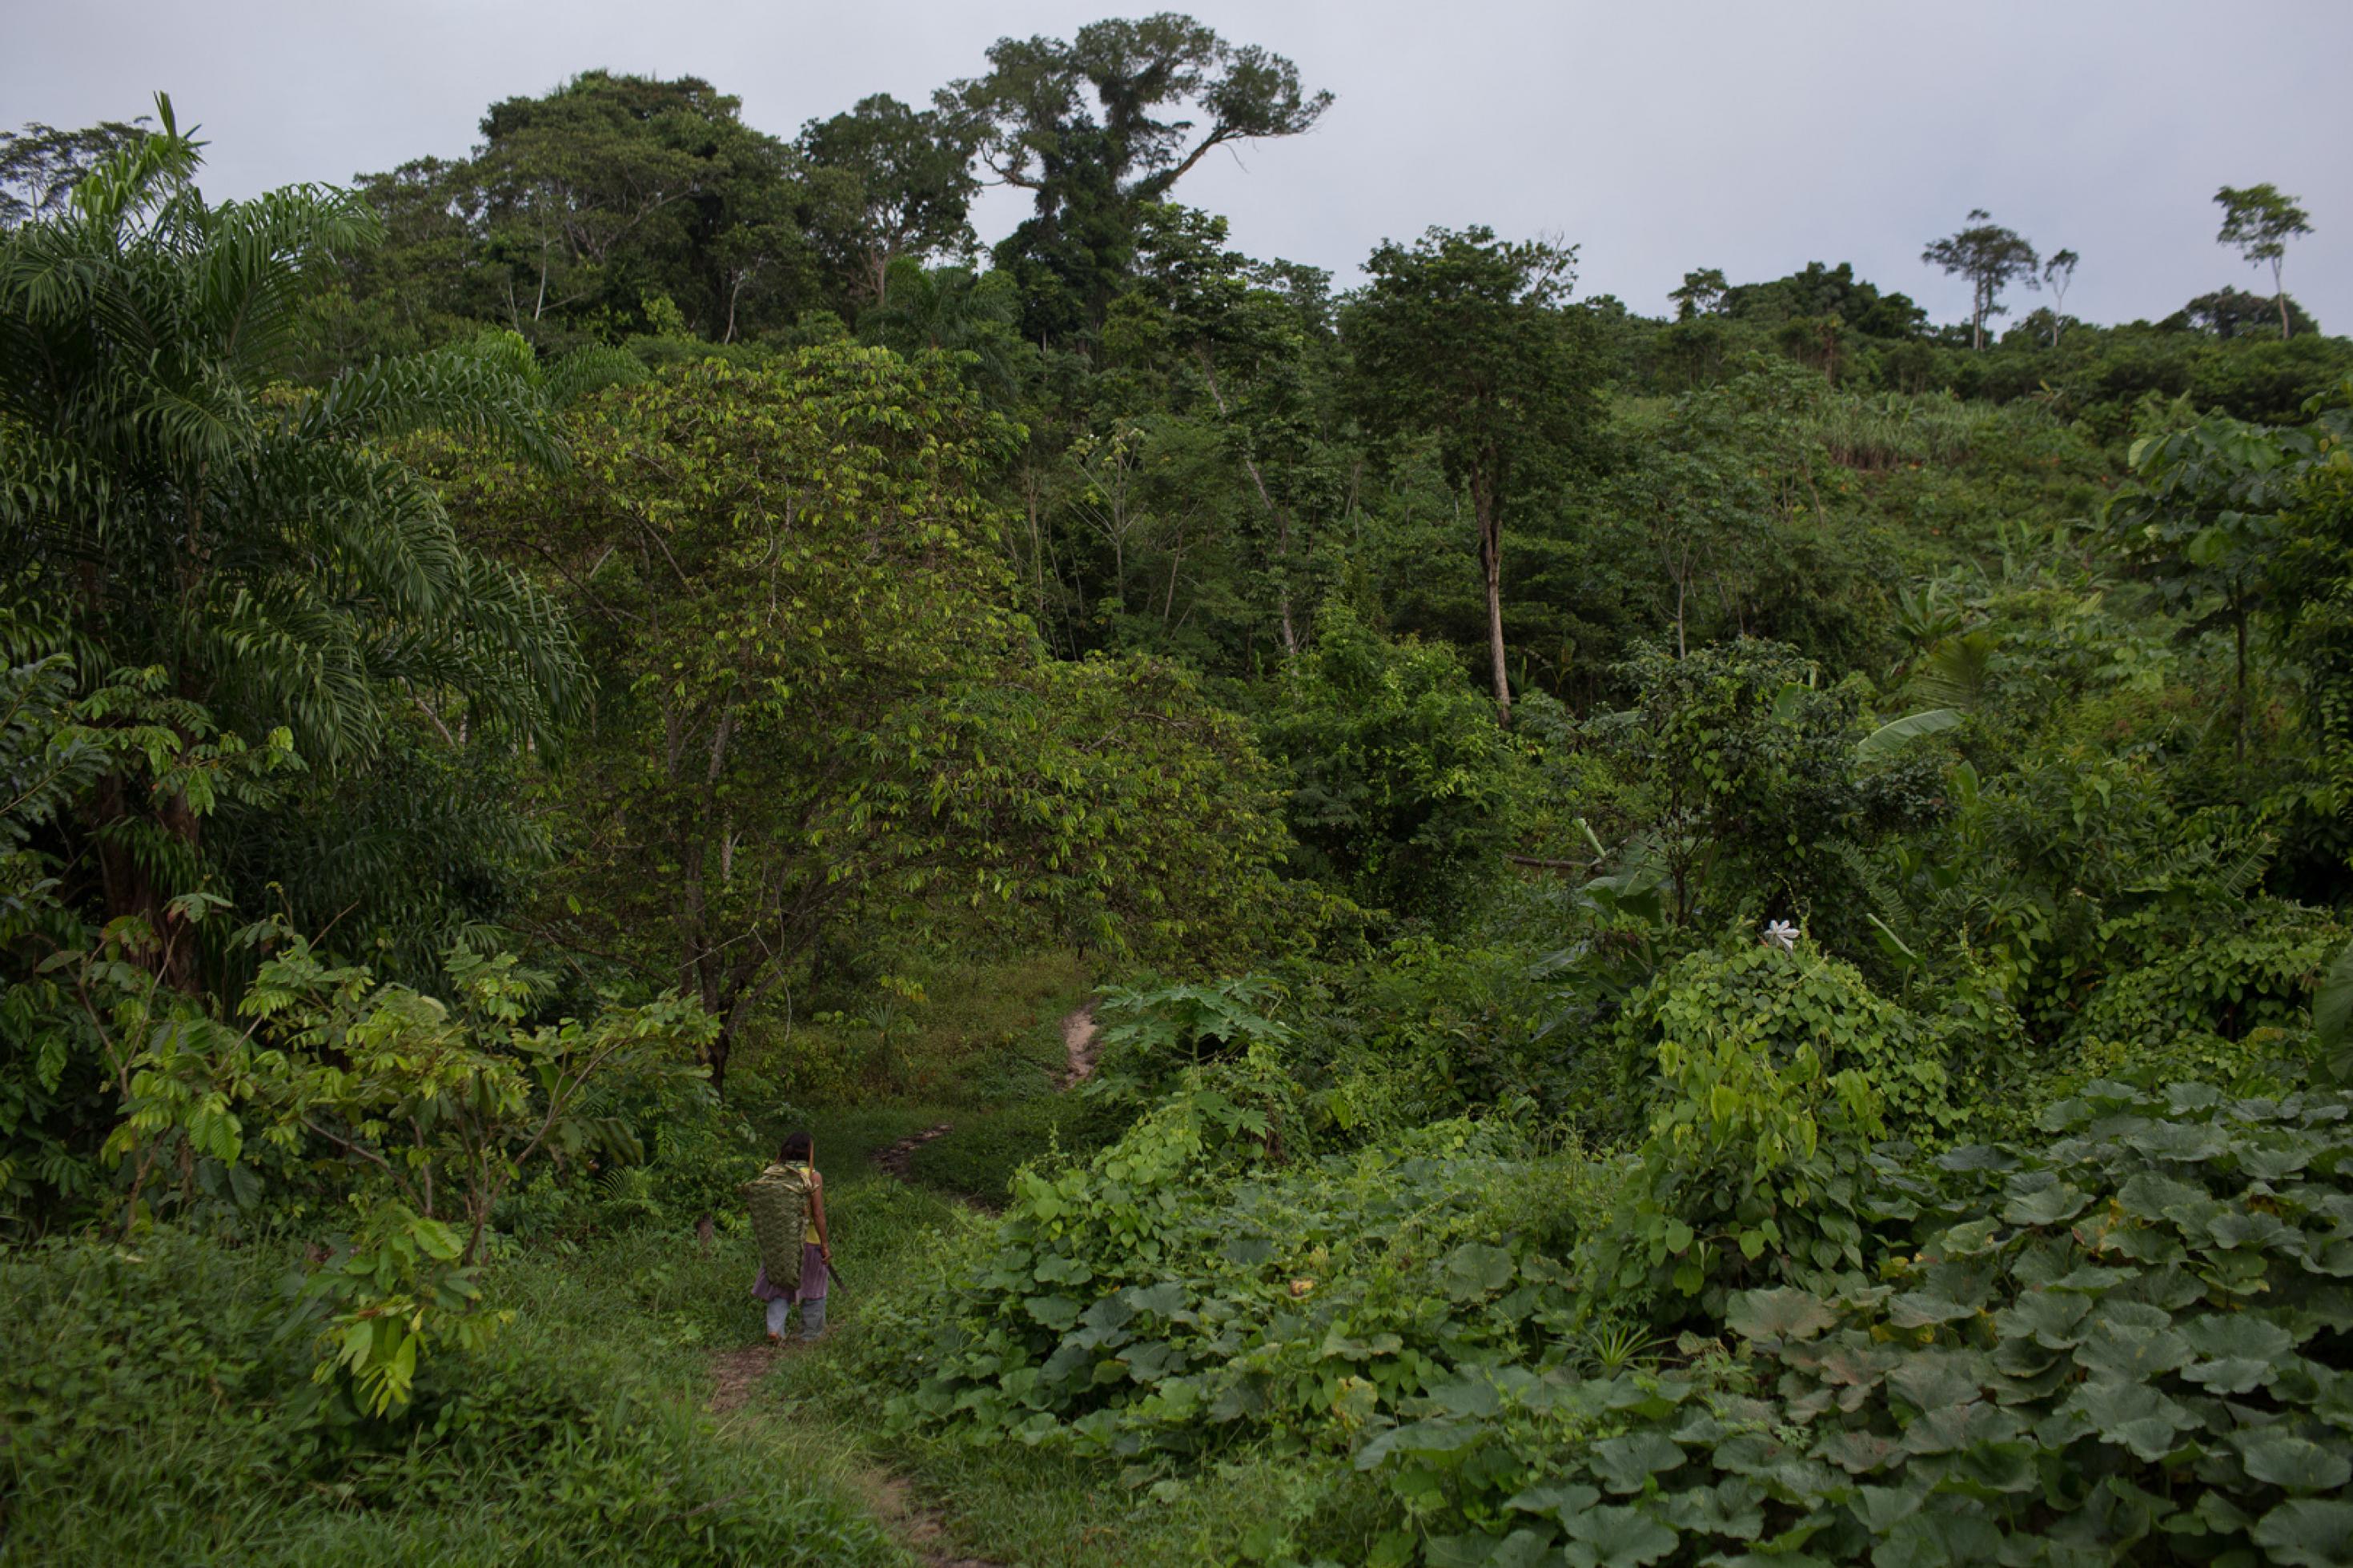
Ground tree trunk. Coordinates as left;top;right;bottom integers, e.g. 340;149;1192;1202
2234;587;2250;761
1474;472;1510;724
94;773;202;993
1196;351;1299;660
708;1021;733;1095
2277;263;2292;341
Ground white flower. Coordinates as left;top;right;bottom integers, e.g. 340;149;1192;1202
1762;920;1799;952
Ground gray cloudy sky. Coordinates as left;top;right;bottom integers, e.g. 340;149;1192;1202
9;0;2351;331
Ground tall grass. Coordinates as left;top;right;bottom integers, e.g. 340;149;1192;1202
1803;389;1998;470
0;1229;900;1566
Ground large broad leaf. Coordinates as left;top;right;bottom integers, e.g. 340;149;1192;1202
1900;1401;2023;1457
2181;1313;2295;1361
2073;1317;2194;1382
1885;1352;1983;1413
2066;1381;2198;1461
1814;1429;1905;1476
1856;708;1962;760
2126;1121;2228;1162
1023;1294;1081;1331
1659;1481;1765;1540
1725;1287;1839;1343
1887;1292;1980;1329
1848;1482;1926;1532
2316;937;2353;1085
2002;1180;2090;1227
1505;1482;1600;1526
2238;1430;2353;1493
1994;1289;2093;1349
1590;1432;1687;1494
1563;1504;1679;1568
1125;1281;1187;1317
1441;1241;1518;1300
1948;1440;2039;1494
2254;1500;2353;1568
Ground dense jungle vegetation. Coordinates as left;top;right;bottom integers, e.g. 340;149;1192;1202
6;18;2353;1566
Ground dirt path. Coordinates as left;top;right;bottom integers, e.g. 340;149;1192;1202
705;1346;999;1567
872;1121;955;1179
1058;1001;1099;1089
707;1341;776;1417
708;997;1097;1567
871;1001;1096;1178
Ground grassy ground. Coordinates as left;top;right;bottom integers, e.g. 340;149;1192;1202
2;949;1235;1566
687;1134;1333;1566
0;948;1132;1567
621;947;1323;1564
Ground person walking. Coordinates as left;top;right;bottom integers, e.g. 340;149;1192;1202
745;1130;832;1344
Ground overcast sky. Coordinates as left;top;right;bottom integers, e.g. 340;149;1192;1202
9;0;2351;331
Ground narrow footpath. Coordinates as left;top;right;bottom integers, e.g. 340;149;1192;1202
706;1000;1101;1568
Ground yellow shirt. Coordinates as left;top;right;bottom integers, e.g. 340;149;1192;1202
801;1165;822;1245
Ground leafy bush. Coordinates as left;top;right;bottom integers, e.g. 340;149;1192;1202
1585;943;1896;1325
1260;604;1532;918
1608;943;1955;1142
1351;1075;2353;1566
2070;899;2342;1068
874;1107;1608;1462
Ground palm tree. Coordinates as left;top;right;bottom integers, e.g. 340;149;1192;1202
0;97;585;988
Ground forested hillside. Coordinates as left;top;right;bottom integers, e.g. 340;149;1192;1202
6;19;2353;1566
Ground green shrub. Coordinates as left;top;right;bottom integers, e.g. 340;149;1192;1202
1610;942;1956;1142
2072;899;2342;1061
873;1106;1608;1462
1259;604;1532;918
1353;1075;2353;1566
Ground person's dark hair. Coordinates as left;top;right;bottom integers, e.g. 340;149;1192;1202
779;1130;813;1164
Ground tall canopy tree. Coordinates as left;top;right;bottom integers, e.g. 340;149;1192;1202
1669;267;1728;320
797;94;979;307
460;347;1292;1086
0;116;149;228
1345;226;1603;723
2214;182;2314;342
333;73;834;354
938;13;1331;343
0;98;584;988
1105;204;1347;658
2170;284;2319;340
2040;247;2079;345
1922;209;2038;351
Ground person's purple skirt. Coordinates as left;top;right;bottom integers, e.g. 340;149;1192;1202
751;1242;829;1303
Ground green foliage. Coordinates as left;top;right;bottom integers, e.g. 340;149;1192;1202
0;652;299;1226
0;1228;897;1564
1589;943;1897;1320
1580;639;1929;930
1921;208;2039;351
82;925;713;1405
1612;941;1950;1140
1347;224;1604;717
942;15;1331;342
0;103;581;1009
468;348;1295;1083
11;46;2353;1568
1356;1076;2353;1566
874;1113;1600;1463
2069;899;2342;1075
1262;605;1529;916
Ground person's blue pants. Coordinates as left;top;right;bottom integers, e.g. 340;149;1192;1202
766;1293;826;1341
